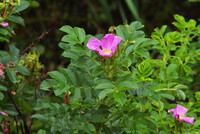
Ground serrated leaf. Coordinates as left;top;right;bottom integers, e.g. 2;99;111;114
62;51;79;60
9;44;20;57
167;64;177;74
61;35;79;43
114;92;127;106
99;89;115;100
135;48;150;58
160;93;175;101
117;81;138;90
95;83;115;89
74;27;86;43
59;25;76;37
54;85;69;96
31;114;47;121
130;21;144;31
6;68;17;83
40;79;57;91
116;25;129;41
176;90;186;100
61;68;77;86
7;15;25;27
0;92;4;100
0;85;7;91
0;28;10;36
14;0;30;13
48;71;67;83
72;88;81;102
37;129;46;134
175;47;186;56
15;66;30;76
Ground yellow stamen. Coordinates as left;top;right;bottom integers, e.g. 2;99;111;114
102;48;111;55
179;114;187;120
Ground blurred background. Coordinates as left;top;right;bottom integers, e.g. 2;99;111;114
6;0;200;71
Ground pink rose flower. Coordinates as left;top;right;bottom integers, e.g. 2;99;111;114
0;21;9;27
168;104;194;124
86;34;122;57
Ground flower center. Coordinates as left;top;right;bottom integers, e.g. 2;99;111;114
102;48;111;55
179;114;187;120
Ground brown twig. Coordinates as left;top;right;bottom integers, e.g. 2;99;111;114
7;91;30;134
20;29;51;56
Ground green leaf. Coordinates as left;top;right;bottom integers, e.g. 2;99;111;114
61;35;79;43
130;21;144;31
0;85;7;91
6;68;17;83
37;129;46;134
159;25;167;36
176;90;186;100
72;88;81;102
0;92;4;101
34;103;51;111
135;48;150;58
31;114;47;121
0;28;10;36
182;64;195;75
74;27;86;43
48;71;67;83
40;79;57;91
114;92;127;106
194;120;200;127
160;93;175;101
188;19;196;29
59;25;76;37
0;36;9;42
117;81;138;90
54;85;69;96
14;0;30;13
167;64;177;74
139;39;158;48
7;15;25;27
174;84;188;90
62;51;79;60
15;66;31;76
175;47;186;56
99;89;115;100
61;68;77;86
95;83;115;89
174;14;185;24
116;25;129;41
9;44;20;57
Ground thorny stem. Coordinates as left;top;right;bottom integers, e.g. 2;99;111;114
14;116;19;134
7;92;30;134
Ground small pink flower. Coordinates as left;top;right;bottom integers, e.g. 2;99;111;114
0;110;9;133
168;104;194;124
0;21;9;27
86;34;122;57
0;64;4;79
0;110;8;117
3;127;8;133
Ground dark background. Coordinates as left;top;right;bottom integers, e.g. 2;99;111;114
10;0;200;70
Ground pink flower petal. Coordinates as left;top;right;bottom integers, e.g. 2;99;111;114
3;128;8;133
86;38;101;51
176;104;188;115
0;21;9;27
0;110;8;116
101;34;115;49
111;36;123;52
168;108;178;118
182;116;194;124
